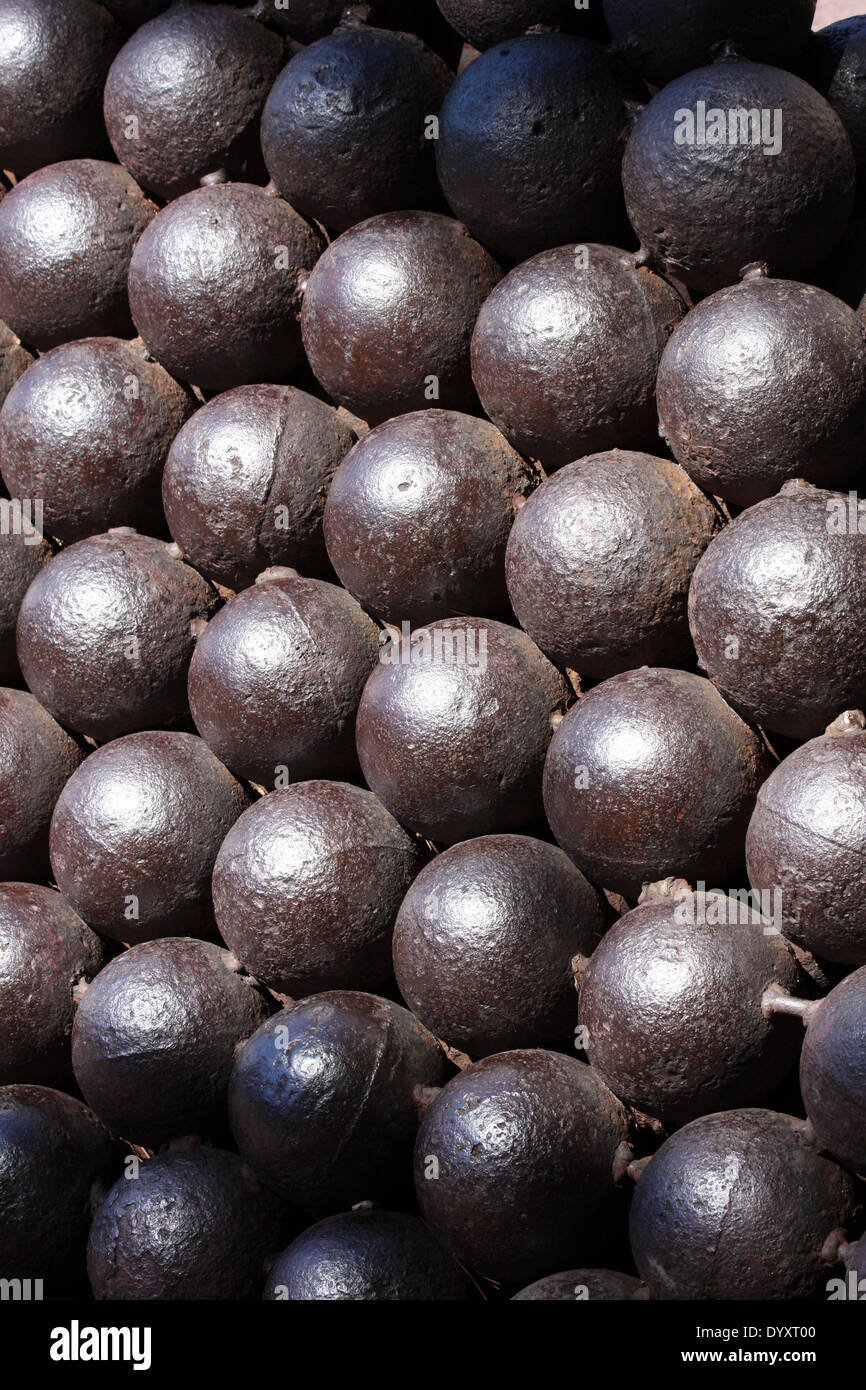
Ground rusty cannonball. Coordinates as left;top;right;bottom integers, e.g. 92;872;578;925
0;160;157;351
471;245;686;472
50;730;248;945
578;881;804;1125
628;1109;858;1300
104;3;285;201
0;688;84;881
263;1209;467;1301
688;481;866;740
543;668;770;900
72;938;269;1146
0;524;52;684
188;570;380;787
0;338;193;543
356;617;571;843
229;991;446;1211
0;0;121;176
128;182;324;391
162;384;356;590
86;1147;289;1300
0;1084;115;1292
261;24;451;234
658;272;866;507
323;409;539;626
392;833;606;1057
806;16;866;189
0;883;105;1087
435;0;602;49
435;34;636;262
0;320;33;410
414;1050;630;1284
512;1269;649;1301
300;211;500;425
505;451;722;679
799;967;866;1176
603;0;815;88
623;61;855;294
212;781;424;995
16;529;219;741
747;711;866;966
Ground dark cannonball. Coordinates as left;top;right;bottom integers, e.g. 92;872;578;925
162;384;356;590
356;617;571;843
72;938;269;1146
806;16;866;187
799;966;866;1175
87;1147;288;1300
435;0;593;50
0;688;84;880
688;480;866;740
0;320;33;409
393;834;605;1057
0;160;157;350
261;25;450;233
0;883;104;1086
188;570;380;787
414;1050;630;1284
505;451;721;679
579;882;803;1124
0;0;121;176
323;409;539;625
435;34;636;262
50;730;249;945
128;182;324;391
212;781;423;996
229;991;446;1211
623;61;855;294
603;0;816;88
471;246;686;471
100;0;170;24
747;711;866;966
104;3;284;201
543;667;770;900
0;1084;115;1291
512;1269;649;1301
0;337;193;542
263;1210;467;1301
658;271;866;506
16;529;219;741
300;211;501;425
629;1109;858;1300
0;524;51;684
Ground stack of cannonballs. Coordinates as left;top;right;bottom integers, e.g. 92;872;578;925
3;0;866;1304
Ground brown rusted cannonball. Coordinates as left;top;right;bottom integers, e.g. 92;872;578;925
505;451;721;679
0;688;84;881
323;409;539;625
49;730;249;945
0;338;193;543
128;182;324;391
188;570;380;787
301;211;501;425
16;529;219;741
543;667;770;899
0;0;121;176
212;780;424;996
0;160;156;351
104;3;285;201
0;525;52;685
356;616;571;843
162;384;356;590
471;245;686;472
